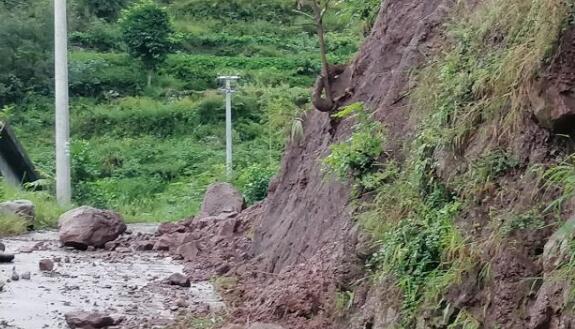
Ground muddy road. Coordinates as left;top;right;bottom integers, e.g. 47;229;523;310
0;225;223;329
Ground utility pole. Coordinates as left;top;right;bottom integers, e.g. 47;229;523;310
217;76;240;180
54;0;71;205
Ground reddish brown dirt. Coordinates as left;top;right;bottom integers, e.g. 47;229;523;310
150;2;575;329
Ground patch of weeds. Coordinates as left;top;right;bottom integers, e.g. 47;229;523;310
412;0;574;152
0;214;27;237
542;154;575;212
447;309;481;329
334;290;354;316
323;102;386;183
500;210;546;236
167;314;225;329
212;275;239;295
461;149;518;192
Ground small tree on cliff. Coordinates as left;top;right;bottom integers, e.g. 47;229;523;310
120;0;174;87
296;0;344;113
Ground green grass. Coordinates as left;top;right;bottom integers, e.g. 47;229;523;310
0;214;28;237
345;0;575;326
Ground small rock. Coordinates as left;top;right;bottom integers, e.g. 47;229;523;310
11;268;19;281
0;253;14;263
175;299;188;308
167;273;190;288
39;259;55;272
0;242;5;252
21;272;31;280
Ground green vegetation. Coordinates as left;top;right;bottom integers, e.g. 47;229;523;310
120;0;174;86
0;181;68;236
320;0;575;326
0;0;376;223
323;103;385;184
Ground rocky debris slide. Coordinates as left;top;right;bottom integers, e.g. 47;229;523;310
59;206;127;250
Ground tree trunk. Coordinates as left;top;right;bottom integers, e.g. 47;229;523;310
147;70;153;88
312;1;333;103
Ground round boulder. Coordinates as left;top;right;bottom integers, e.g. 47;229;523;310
59;206;126;250
200;182;245;217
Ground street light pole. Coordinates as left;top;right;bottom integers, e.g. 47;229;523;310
218;76;240;180
54;0;71;205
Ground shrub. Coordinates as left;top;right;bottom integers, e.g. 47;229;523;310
69;52;145;97
323;103;385;181
236;164;277;204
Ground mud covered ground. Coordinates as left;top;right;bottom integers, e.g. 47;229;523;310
0;225;223;329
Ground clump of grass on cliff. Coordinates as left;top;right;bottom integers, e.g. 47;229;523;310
413;0;573;153
357;0;574;326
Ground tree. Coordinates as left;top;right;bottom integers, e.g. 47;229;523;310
119;0;174;87
296;0;338;112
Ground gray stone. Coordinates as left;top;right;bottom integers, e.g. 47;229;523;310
0;200;35;226
64;311;115;329
58;206;126;249
21;272;30;280
200;182;245;217
0;242;5;252
167;273;190;288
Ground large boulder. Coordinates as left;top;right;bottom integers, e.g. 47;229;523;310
59;207;126;250
64;311;116;328
0;200;35;227
200;182;245;217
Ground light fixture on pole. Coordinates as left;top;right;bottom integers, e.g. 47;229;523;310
54;0;71;205
217;76;240;179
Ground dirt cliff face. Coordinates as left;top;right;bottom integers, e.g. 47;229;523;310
237;1;575;329
254;0;451;275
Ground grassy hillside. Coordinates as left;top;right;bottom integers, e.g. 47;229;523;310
1;0;372;222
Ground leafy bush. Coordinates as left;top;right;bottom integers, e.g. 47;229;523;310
323;103;385;181
120;0;175;85
236;164;277;204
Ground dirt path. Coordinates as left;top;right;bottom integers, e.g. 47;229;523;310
0;225;224;329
